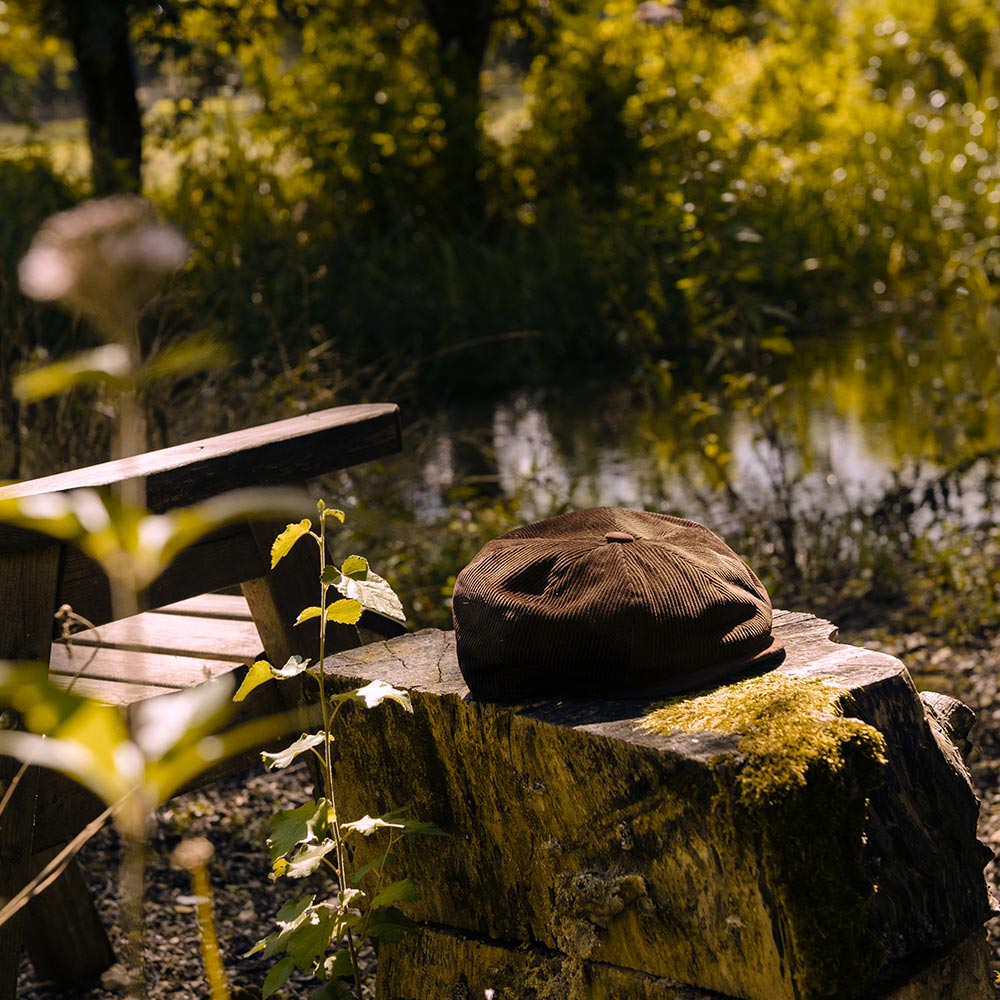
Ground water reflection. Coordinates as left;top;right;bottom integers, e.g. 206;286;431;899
417;305;1000;529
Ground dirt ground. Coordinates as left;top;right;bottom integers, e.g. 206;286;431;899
15;626;1000;999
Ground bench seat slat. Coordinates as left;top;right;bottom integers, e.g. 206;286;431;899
49;675;182;706
157;594;254;619
58;611;261;661
49;646;242;692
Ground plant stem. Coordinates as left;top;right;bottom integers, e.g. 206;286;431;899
121;821;149;1000
315;512;363;999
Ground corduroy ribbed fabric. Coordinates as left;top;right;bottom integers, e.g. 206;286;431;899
452;507;784;702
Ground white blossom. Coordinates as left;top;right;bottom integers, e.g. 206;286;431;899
18;195;188;341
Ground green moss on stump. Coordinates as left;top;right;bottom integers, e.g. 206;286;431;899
642;672;888;1000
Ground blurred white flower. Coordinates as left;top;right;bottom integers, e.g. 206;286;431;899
636;1;683;26
18;195;189;341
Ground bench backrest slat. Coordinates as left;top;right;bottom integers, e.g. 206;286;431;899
0;403;401;512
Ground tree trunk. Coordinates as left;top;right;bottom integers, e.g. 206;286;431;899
422;1;497;222
58;0;143;195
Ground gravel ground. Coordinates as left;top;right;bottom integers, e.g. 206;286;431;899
16;627;1000;999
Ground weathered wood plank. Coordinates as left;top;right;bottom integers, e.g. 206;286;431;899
0;544;60;1000
49;643;242;693
0;403;401;518
156;593;253;619
23;845;115;985
57;611;261;661
57;525;268;630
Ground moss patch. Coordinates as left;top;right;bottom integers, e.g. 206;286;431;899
642;672;888;1000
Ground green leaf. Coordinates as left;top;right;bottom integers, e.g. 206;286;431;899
295;606;323;626
14;345;132;402
349;853;394;884
271;519;314;568
269;799;330;864
311;978;355;1000
130;674;234;761
334;567;406;624
286;903;338;970
233;660;274;703
326;599;362;625
319;504;345;524
262;732;329;771
259;893;316;960
324;951;356;980
364;905;416;943
285;838;338;878
320;565;340;586
759;335;795;356
341;555;369;580
353;680;412;712
370;878;419;909
141;336;232;383
262;956;295;999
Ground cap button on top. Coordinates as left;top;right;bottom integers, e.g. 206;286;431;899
605;531;635;543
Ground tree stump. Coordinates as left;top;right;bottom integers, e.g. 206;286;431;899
319;611;995;1000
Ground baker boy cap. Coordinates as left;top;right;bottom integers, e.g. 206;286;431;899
452;507;784;702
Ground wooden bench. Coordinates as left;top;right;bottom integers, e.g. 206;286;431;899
0;403;403;1000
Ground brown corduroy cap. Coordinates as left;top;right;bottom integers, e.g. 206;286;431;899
452;507;784;702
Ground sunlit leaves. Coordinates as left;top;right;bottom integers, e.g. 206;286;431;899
323;561;406;624
14;345;132;402
352;680;412;712
269;798;332;867
271;518;314;568
370;877;419;910
262;731;329;770
262;955;294;998
233;660;277;703
0;487;311;593
341;814;405;839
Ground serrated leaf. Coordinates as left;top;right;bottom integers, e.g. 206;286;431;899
341;555;369;579
371;878;419;909
321;506;345;524
295;606;322;626
335;568;406;624
269;799;330;864
262;731;329;770
247;893;314;960
354;680;412;712
285;838;338;878
320;565;339;586
286;903;338;970
233;660;274;703
262;955;295;999
326;598;362;625
271;519;313;568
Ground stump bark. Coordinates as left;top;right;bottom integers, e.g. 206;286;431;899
318;611;995;1000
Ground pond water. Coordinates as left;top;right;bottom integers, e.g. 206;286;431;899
416;303;1000;532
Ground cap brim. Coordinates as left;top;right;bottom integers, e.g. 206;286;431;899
460;636;786;704
610;635;787;701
